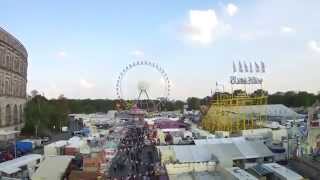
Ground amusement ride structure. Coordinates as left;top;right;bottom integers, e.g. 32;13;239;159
201;91;268;133
116;61;170;111
201;61;268;133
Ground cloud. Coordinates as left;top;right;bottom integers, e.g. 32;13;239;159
80;79;95;89
239;32;255;41
226;3;238;17
130;50;144;58
56;51;67;58
182;9;231;45
42;83;61;99
308;40;320;53
239;31;269;41
281;26;295;33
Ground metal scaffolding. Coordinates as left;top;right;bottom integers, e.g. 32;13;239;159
201;93;268;133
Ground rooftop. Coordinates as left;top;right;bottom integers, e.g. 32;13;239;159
0;154;42;174
32;155;74;180
225;104;300;118
225;167;258;180
262;163;303;180
168;171;223;180
0;130;20;136
159;138;273;167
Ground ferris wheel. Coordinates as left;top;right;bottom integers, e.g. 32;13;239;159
116;61;170;111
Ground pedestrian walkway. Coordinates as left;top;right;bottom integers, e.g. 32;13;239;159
108;124;162;179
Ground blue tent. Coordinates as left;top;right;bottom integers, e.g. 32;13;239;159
16;141;32;154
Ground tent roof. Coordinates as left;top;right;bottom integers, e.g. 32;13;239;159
225;104;300;118
173;145;214;163
262;163;303;180
32;156;73;180
0;154;42;174
225;167;258;180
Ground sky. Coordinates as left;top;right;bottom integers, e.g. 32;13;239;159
1;0;320;100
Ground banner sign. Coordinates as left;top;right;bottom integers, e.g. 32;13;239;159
230;76;263;84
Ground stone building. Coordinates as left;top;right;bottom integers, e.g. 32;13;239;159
0;27;28;130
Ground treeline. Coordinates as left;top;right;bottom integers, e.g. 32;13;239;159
186;90;320;110
23;96;117;135
268;91;320;107
67;99;185;113
23;94;185;135
23;90;320;136
23;95;69;136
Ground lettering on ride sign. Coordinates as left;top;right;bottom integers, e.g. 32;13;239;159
230;76;263;85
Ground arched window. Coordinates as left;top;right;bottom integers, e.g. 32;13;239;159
5;80;8;96
9;56;13;70
5;55;9;68
20;105;23;123
19;61;23;74
13;105;18;125
0;47;4;66
10;79;13;96
14;57;18;71
12;79;15;96
5;104;11;126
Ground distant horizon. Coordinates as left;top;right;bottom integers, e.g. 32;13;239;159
32;89;320;101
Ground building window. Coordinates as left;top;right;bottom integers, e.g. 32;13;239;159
5;80;9;96
0;47;4;67
20;105;23;123
5;104;11;126
19;61;23;74
9;55;13;70
13;105;18;125
6;55;9;69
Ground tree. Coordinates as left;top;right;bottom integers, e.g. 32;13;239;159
175;100;185;111
30;89;39;98
268;91;318;107
233;89;246;96
58;94;66;100
200;96;211;106
252;89;268;96
187;97;201;110
23;95;49;136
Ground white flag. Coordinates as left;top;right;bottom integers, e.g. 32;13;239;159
233;61;237;73
243;61;248;72
260;61;265;73
238;61;243;73
254;62;260;73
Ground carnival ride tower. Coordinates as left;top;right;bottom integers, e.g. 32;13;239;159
201;61;268;134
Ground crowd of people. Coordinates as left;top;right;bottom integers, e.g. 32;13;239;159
110;125;160;180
